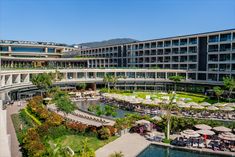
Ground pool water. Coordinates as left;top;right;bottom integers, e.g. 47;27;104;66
137;144;228;157
75;100;133;118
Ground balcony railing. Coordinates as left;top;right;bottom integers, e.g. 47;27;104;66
220;37;231;42
208;38;219;43
189;41;197;45
208;49;219;52
220;48;231;52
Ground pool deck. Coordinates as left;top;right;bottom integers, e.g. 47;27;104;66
95;133;151;157
151;142;235;157
96;133;235;157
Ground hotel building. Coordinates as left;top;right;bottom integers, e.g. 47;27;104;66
0;29;235;100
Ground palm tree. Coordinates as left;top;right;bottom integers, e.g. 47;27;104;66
103;74;112;92
103;75;120;92
163;92;177;141
169;75;185;92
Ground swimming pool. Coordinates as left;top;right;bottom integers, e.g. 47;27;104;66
137;144;229;157
75;100;133;118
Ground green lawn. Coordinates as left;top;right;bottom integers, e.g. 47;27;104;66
120;91;216;103
49;134;118;156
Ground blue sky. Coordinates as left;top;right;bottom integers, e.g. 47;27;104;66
0;0;235;44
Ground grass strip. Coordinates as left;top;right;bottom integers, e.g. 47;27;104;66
24;108;42;125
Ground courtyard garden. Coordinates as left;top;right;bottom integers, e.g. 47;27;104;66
11;89;118;157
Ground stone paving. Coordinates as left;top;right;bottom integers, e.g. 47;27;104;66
6;101;26;157
95;133;150;157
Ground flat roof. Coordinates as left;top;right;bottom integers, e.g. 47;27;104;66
1;56;105;61
80;28;235;50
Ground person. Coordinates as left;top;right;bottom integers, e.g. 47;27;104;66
212;143;215;150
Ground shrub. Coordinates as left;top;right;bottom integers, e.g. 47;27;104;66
97;127;111;140
19;109;35;127
66;121;88;133
22;128;46;157
86;125;97;134
106;126;117;136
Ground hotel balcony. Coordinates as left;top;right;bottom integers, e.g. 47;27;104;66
189;38;197;45
219;54;230;62
157;50;163;55
172;56;179;62
172;48;179;54
208;45;219;52
151;42;156;48
188;47;197;53
220;33;232;42
208;54;218;62
220;44;231;52
208;35;219;43
219;64;230;72
208;74;218;81
172;40;179;46
188;64;197;70
164;49;171;55
164;41;171;47
180;39;188;45
157;42;163;48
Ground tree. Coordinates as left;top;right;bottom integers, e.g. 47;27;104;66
213;86;224;102
32;73;54;91
109;151;124;157
164;93;177;141
52;89;76;116
103;75;112;92
223;77;235;102
78;138;95;157
76;83;87;91
103;75;120;92
169;75;185;91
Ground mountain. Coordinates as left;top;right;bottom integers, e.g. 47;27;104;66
78;38;138;48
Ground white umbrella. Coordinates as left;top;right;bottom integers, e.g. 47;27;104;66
153;99;161;105
181;129;200;138
43;97;52;101
187;102;198;106
136;119;151;125
219;132;235;141
196;129;215;136
191;105;204;109
207;106;219;111
176;101;185;105
142;99;153;105
220;106;234;111
68;92;76;95
199;102;211;107
194;124;212;130
178;103;191;108
213;126;232;132
214;103;226;107
225;103;235;108
151;116;162;121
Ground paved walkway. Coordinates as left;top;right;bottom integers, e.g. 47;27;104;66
95;133;150;157
48;105;115;127
6;101;26;157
